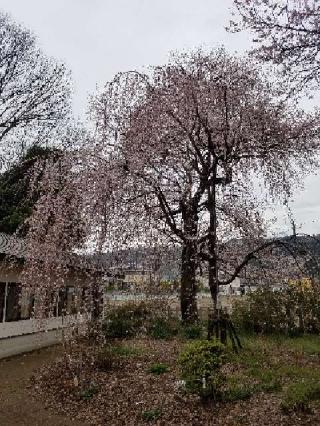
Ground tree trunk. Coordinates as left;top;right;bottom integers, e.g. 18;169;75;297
87;272;103;343
91;274;103;321
180;240;198;322
207;165;219;311
208;259;219;310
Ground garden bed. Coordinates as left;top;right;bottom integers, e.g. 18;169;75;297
32;335;320;425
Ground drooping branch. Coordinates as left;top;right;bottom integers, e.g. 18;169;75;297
219;236;307;286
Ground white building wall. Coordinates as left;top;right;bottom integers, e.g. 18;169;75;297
0;264;90;342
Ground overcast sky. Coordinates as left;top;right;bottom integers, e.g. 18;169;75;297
0;0;319;235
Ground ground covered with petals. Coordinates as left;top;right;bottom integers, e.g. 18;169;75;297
31;335;320;425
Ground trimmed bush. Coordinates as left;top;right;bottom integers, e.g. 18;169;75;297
177;339;226;399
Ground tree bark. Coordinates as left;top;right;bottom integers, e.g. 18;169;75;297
207;165;219;310
208;258;219;309
91;272;103;321
180;205;199;323
180;239;198;322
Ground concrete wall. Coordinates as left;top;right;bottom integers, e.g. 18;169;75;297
0;314;88;339
0;314;89;359
0;329;62;359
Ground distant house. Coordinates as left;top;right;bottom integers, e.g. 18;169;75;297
105;266;160;291
218;277;246;296
198;274;246;296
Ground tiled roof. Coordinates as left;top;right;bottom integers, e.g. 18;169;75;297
0;233;106;272
0;232;26;259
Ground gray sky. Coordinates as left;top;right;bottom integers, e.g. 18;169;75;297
0;0;250;117
0;0;319;235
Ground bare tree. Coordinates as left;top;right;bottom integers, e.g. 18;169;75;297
91;49;320;321
229;0;320;90
0;12;71;166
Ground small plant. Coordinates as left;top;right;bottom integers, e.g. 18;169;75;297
260;379;282;393
79;382;99;401
281;380;320;413
148;316;178;339
181;323;203;339
177;339;226;399
224;384;254;401
142;408;162;422
248;368;282;393
148;363;169;375
112;345;143;357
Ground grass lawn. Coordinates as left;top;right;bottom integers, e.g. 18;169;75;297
32;333;320;425
226;334;320;412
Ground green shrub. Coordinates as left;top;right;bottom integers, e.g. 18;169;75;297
281;381;320;413
182;323;203;339
148;363;169;375
142;409;162;422
102;302;151;338
177;339;226;399
232;287;320;336
147;316;179;340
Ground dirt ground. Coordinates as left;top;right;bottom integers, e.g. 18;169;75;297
0;345;87;426
2;337;320;425
33;338;320;426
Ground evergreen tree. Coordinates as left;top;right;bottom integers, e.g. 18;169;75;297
0;145;61;235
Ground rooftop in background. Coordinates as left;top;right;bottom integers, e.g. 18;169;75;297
0;232;105;273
